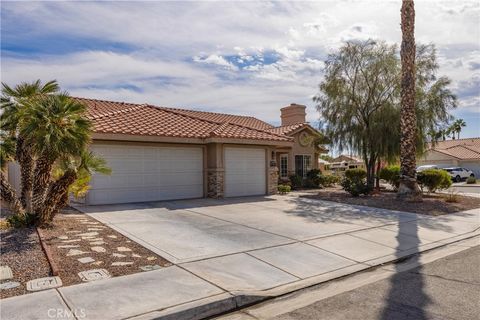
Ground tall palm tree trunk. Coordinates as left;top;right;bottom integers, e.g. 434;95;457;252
1;171;25;216
397;0;422;201
32;152;55;212
38;169;77;224
15;137;34;212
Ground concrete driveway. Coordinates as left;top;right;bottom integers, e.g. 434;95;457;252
79;195;479;288
4;194;478;320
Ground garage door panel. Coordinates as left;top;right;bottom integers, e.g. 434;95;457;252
225;147;266;197
88;145;203;205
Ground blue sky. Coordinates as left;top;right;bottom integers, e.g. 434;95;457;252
1;1;479;140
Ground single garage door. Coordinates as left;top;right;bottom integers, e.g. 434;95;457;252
224;147;266;197
87;144;203;205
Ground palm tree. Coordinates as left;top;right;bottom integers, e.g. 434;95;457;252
449;118;466;139
20;94;92;214
1;80;59;212
397;0;422;200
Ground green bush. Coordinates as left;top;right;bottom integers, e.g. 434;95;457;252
319;174;340;187
379;165;400;190
417;169;452;193
7;213;37;228
305;169;322;188
289;175;303;190
341;168;371;196
466;176;476;184
278;184;291;194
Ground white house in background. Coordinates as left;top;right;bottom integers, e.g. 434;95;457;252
329;155;365;175
417;138;480;177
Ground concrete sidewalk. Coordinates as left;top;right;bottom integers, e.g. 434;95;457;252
1;196;479;320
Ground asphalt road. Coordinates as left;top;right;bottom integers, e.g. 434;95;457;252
218;244;480;320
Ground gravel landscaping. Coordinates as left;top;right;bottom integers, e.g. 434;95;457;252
0;207;171;298
304;186;480;216
0;227;51;299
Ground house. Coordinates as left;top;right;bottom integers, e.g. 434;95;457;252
7;99;326;205
417;138;480;177
329;155;365;175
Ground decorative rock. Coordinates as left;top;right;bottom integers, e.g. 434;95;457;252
78;232;99;237
91;246;106;253
91;261;104;266
61;239;81;243
0;266;13;281
0;281;20;290
57;236;69;240
89;238;104;241
146;256;157;261
57;245;80;249
112;253;126;258
66;249;88;257
132;254;141;258
117;247;131;252
107;235;117;239
78;269;111;282
66;231;81;234
90;241;105;245
111;262;133;266
87;228;105;231
77;257;95;264
26;276;62;291
139;265;161;272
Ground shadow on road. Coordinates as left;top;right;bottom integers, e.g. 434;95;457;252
380;218;429;320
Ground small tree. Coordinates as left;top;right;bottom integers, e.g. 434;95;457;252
1;80;110;226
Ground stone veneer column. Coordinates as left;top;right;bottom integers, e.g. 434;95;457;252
268;167;279;195
207;168;224;198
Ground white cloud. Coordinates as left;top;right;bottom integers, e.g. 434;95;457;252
1;0;479;134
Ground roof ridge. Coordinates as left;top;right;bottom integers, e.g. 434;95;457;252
209;122;231;137
151;104;292;140
88;104;146;120
453;145;480;154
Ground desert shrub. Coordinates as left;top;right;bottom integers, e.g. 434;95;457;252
278;184;291;194
379;165;400;190
289;175;303;190
341;168;371;196
6;212;37;228
417;169;452;193
444;190;460;203
305;169;322;188
319;174;340;187
466;176;476;184
0;220;11;230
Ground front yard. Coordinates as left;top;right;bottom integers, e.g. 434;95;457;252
304;186;480;216
0;207;170;298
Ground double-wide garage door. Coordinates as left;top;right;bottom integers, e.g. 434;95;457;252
87;144;203;205
225;147;266;197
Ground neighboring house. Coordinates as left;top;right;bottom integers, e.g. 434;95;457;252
417;138;480;177
329;155;365;175
9;99;326;205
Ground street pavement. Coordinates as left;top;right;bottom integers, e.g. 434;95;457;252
219;244;480;320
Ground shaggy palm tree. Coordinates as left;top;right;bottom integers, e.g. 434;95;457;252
1;80;59;212
0;81;108;226
397;0;422;200
20;94;92;213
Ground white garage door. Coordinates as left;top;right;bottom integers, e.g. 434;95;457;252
225;147;266;197
87;144;203;205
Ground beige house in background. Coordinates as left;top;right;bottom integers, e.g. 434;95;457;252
329;155;365;175
8;99;326;205
417;138;480;177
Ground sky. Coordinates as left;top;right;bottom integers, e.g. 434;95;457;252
1;0;479;140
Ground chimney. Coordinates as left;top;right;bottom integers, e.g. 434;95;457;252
280;103;306;126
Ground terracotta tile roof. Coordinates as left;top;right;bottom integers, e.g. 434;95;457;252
75;97;292;142
167;108;274;130
430;138;480;160
267;123;309;135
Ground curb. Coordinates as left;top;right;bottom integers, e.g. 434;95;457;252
36;227;60;276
